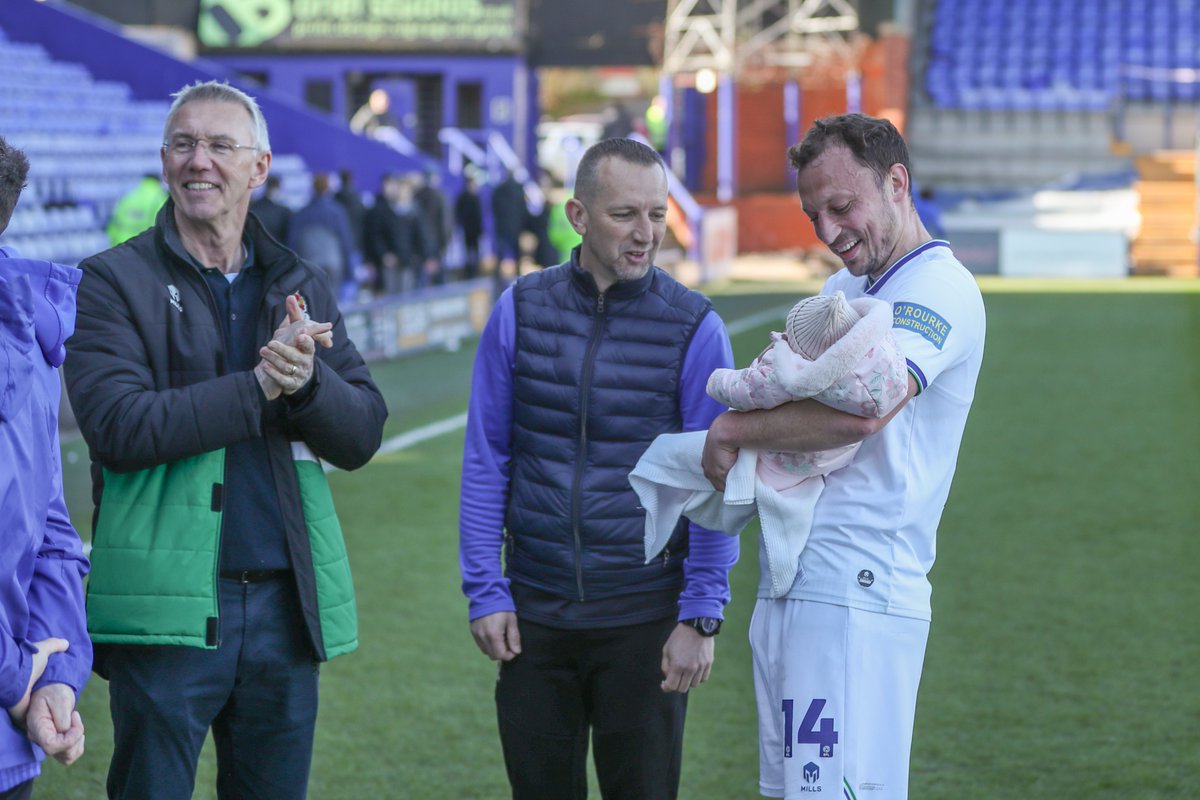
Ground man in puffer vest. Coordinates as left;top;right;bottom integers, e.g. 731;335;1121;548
64;81;386;799
459;137;739;799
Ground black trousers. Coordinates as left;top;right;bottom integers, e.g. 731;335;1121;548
495;616;687;800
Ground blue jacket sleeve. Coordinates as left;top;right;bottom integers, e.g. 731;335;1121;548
0;624;33;712
458;289;518;621
0;584;33;710
27;422;91;698
676;308;740;620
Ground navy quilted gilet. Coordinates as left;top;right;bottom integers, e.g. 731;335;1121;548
504;260;712;601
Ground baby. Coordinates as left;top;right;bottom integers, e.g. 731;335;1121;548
706;290;909;490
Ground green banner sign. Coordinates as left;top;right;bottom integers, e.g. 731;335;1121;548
198;0;519;51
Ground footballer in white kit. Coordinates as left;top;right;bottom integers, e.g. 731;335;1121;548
751;239;985;799
703;114;986;800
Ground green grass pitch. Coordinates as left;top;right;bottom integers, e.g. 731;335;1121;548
42;279;1200;798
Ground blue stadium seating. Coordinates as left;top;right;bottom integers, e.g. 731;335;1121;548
0;26;311;265
926;0;1200;111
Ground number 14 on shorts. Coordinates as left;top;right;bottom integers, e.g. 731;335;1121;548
781;698;839;759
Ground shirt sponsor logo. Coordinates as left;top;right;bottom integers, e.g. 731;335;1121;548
857;569;874;588
859;783;886;792
167;284;183;313
801;761;822;791
893;302;950;350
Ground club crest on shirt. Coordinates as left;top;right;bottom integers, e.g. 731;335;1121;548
291;292;311;320
892;302;950;350
167;284;183;313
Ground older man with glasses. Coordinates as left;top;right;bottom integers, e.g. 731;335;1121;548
64;80;387;799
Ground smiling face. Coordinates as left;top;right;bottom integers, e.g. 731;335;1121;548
566;156;667;292
796;143;911;281
161;98;270;240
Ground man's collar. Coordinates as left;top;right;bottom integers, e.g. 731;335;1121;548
160;200;254;274
568;246;656;299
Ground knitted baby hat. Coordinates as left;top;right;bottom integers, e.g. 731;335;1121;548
785;290;862;360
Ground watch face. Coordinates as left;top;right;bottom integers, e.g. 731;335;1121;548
692;617;720;636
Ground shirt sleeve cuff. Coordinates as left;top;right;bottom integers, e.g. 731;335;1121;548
468;597;517;622
677;601;725;621
284;363;321;409
906;358;928;394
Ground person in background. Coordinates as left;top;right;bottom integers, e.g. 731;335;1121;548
106;172;167;246
546;185;582;267
460;137;739;799
334;168;367;256
288;172;358;300
349;88;399;139
249;173;291;243
645;94;668;153
64;80;386;800
489;169;526;293
364;174;432;294
453;173;484;280
0;133;91;800
912;179;946;240
600;101;635;141
523;172;564;268
414;168;450;278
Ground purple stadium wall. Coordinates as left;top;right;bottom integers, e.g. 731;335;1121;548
0;0;427;191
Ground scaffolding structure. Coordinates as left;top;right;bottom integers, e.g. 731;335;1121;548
663;0;859;76
661;0;861;201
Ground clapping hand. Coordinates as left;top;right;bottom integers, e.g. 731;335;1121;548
255;295;334;400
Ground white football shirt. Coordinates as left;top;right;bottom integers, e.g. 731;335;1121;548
780;240;986;620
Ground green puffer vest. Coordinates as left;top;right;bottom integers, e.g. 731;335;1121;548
86;449;358;658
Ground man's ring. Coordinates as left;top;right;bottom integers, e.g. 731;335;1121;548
290;364;297;375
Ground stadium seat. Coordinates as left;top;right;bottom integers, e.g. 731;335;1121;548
925;0;1197;112
0;24;311;265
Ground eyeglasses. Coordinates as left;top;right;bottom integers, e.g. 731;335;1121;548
163;137;261;159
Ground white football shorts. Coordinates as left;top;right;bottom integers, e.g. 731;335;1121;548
750;598;929;799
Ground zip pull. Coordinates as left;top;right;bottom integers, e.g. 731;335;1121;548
597;292;605;314
662;546;670;567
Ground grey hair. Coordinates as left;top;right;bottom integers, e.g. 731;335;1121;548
164;80;271;152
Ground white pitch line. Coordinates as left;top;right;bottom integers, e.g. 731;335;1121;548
376;412;469;455
726;303;795;336
327;412;469;472
357;303;797;464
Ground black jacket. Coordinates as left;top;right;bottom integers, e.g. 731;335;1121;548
364;197;431;266
454;190;484;242
249;195;292;244
64;200;387;660
490;178;527;243
334;186;367;251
